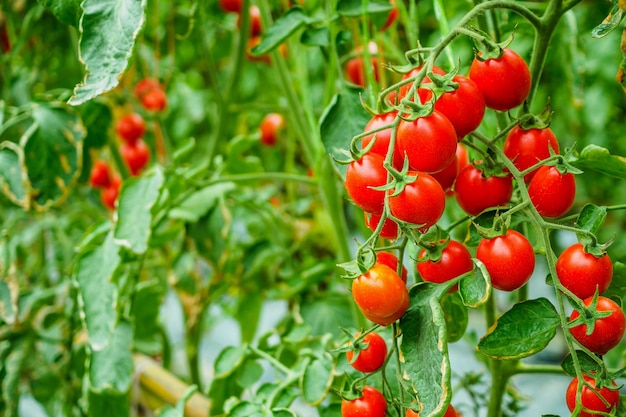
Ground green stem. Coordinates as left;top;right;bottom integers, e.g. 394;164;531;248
249;344;293;376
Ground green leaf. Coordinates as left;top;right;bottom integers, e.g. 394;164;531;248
2;339;32;416
604;262;626;300
0;143;27;207
155;386;199;417
301;27;330;47
572;144;626;179
169;182;236;222
300;293;355;337
300;354;335;406
336;0;394;17
399;283;451;417
319;87;371;180
561;350;603;377
251;7;311;56
114;168;164;254
575;204;607;235
0;275;18;325
477;298;560;360
272;409;297;417
75;231;120;350
79;100;113;150
257;383;298;409
236;291;263;344
69;0;147;105
214;345;248;379
87;389;129;417
236;360;264;388
37;0;81;26
131;280;164;354
90;320;133;392
459;261;491;308
227;401;264;417
592;5;624;38
441;292;468;343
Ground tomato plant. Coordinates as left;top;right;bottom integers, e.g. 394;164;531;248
352;264;409;326
345;331;388;373
115;112;146;144
565;375;620;417
503;125;560;182
418;240;474;290
569;296;626;355
89;159;112;188
388;171;446;230
344;152;388;214
120;139;151;176
342;386;387;417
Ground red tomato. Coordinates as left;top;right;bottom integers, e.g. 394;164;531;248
89;160;112;188
503;126;560;182
364;212;399;240
398;66;445;100
569;296;626;355
380;0;398;31
376;251;407;283
0;21;10;53
528;165;576;218
432;75;485;139
345;153;388;214
566;375;620;417
396;111;457;173
352;264;409;326
345;56;380;87
342;386;387;417
259;113;284;146
388;171;446;231
219;0;242;12
556;243;613;300
115;113;146;145
141;88;167;112
418;240;473;291
100;174;121;210
406;404;458;417
469;48;531;111
454;163;513;216
430;151;458;192
361;112;403;169
121;139;151;176
238;5;262;37
346;332;388;373
456;143;470;172
134;78;161;99
476;230;536;292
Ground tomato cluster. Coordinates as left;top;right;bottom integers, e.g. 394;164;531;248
89;160;121;210
116;112;152;176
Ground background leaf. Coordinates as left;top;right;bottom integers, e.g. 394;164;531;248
37;0;82;26
336;0;394;17
572;144;626;179
300;354;334;406
251;7;311;56
89;320;133;392
459;261;491;308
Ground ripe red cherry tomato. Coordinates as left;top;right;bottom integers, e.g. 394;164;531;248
134;78;161;99
115;113;146;145
376;251;407;283
566;375;620;417
89;160;112;188
430;151;458;192
469;48;531;111
364;212;399;240
556;243;612;300
476;230;536;292
345;153;388;214
100;174;122;210
259;113;285;146
121;139;151;176
454;163;513;216
361;112;403;169
431;75;485;139
418;240;473;291
345;56;380;87
406;404;458;417
388;171;446;231
346;332;388;373
569;296;626;355
141;88;167;112
503;126;560;182
396;111;457;174
398;66;445;100
528;165;576;218
352;264;409;326
219;0;242;13
342;386;387;417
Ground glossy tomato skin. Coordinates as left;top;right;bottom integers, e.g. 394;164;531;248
352;264;409;326
115;113;146;144
566;375;620;417
396;111;457;174
476;230;536;292
364;212;399;240
454;163;513;216
121;139;151;176
431;151;458;192
569;296;626;355
556;243;613;300
361;112;403;169
434;75;485;139
345;153;388;214
141;88;167;112
100;175;122;210
503;126;560;182
406;404;458;417
346;332;388;373
388;171;446;230
376;251;408;282
135;78;161;98
342;386;387;417
259;113;285;146
418;240;473;291
528;165;576;218
89;160;112;188
469;48;531;111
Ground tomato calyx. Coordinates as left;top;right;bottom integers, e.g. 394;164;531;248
568;294;614;335
518;100;553;130
416;229;451;263
470;28;514;61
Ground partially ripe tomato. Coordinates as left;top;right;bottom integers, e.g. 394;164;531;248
345;56;380;87
566;375;620;417
100;174;121;210
115;113;146;144
89;160;112;188
556;243;612;300
342;386;387;417
259;113;285;146
346;332;388;373
469;48;531;111
388;171;446;231
121;139;151;176
503;126;560;182
476;230;536;292
418;240;473;291
352;264;409;326
345;153;388;214
569;296;626;355
528;165;576;218
454;163;513;216
219;0;242;13
376;251;407;283
364;212;399;240
406;404;458;417
361;112;403;169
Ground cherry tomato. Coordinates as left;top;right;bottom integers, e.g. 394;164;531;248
361;112;403;169
566;375;620;417
469;48;531;111
430;151;458;192
569;296;626;355
364;212;399;240
219;0;242;13
380;0;398;31
345;56;380;87
259;113;285;146
454;163;513;216
141;87;167;112
388;171;446;231
121;139;151;176
134;78;161;99
345;153;388;214
406;404;458;417
456;143;470;172
115;113;146;145
396;111;457;174
503;126;560;182
398;66;445;100
476;230;536;292
556;243;612;300
342;386;387;417
89;160;112;188
376;251;407;283
100;174;121;210
418;240;473;291
352;264;409;326
528;165;576;218
346;332;388;373
432;75;486;139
